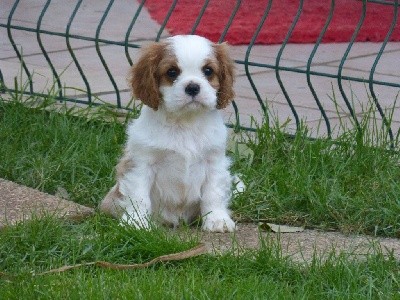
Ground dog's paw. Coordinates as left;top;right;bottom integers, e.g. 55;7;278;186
120;212;150;230
202;212;236;232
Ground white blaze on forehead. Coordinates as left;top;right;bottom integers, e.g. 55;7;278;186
167;35;214;70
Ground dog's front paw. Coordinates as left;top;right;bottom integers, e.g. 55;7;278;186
202;212;236;232
120;211;150;230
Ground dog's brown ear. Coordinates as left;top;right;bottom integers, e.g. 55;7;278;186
129;43;166;110
213;43;235;109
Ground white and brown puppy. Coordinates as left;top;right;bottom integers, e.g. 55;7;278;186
100;35;236;232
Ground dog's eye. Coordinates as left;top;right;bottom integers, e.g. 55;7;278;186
203;66;213;77
166;68;179;80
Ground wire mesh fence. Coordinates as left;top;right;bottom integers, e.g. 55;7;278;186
0;0;399;142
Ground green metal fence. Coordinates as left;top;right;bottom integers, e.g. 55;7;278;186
1;0;399;142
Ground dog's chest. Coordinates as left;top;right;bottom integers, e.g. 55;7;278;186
151;150;207;203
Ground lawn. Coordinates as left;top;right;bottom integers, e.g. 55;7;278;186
1;215;399;299
1;96;400;298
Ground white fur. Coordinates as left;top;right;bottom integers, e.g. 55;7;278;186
101;35;236;232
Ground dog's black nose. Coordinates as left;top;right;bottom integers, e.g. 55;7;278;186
185;83;200;97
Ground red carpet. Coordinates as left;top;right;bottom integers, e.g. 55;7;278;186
143;0;400;44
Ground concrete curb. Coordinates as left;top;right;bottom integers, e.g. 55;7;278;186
0;178;94;228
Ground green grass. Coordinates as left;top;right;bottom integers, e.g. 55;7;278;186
1;95;400;298
1;95;400;236
1;216;399;299
0;98;127;207
232;120;400;237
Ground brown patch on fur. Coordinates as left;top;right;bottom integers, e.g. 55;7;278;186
129;42;168;110
213;43;235;109
203;59;220;92
158;56;180;86
116;149;135;179
99;184;124;217
100;150;135;217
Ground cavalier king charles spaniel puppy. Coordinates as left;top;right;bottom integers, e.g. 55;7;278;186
100;35;236;232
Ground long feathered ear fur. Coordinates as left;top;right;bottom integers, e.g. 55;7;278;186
214;43;235;109
129;43;166;110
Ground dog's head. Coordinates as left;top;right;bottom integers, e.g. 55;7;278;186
129;35;235;114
